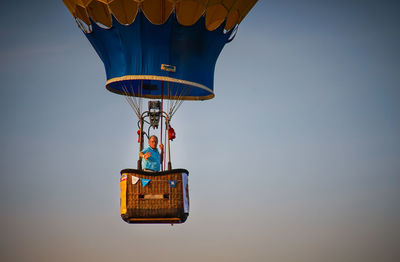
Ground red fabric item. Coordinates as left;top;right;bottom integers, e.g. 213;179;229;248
137;130;141;143
168;126;176;141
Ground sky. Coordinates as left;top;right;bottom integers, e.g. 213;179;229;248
0;0;399;261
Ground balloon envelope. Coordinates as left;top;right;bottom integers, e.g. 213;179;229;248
63;0;258;100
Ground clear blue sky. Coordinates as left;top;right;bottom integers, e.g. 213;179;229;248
1;1;399;261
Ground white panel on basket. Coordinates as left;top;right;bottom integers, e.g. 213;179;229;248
182;173;189;213
131;176;139;184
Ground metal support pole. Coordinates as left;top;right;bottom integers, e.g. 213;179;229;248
160;81;164;171
137;116;144;170
166;116;172;170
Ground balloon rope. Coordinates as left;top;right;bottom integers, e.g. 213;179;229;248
139;80;143;115
170;86;190;118
167;82;171;171
168;82;171;118
122;84;141;118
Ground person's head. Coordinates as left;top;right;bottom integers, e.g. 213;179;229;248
148;135;158;149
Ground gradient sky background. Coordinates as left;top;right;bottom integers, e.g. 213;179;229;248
1;1;399;261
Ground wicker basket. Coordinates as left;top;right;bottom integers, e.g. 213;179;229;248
120;169;189;224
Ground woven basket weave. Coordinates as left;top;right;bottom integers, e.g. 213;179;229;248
120;169;189;224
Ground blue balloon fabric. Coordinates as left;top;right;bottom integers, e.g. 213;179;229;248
85;11;234;101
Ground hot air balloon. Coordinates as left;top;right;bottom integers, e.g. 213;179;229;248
63;0;257;224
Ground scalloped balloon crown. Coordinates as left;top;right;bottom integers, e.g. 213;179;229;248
62;0;258;100
63;0;257;31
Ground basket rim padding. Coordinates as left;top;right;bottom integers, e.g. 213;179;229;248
120;168;189;176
